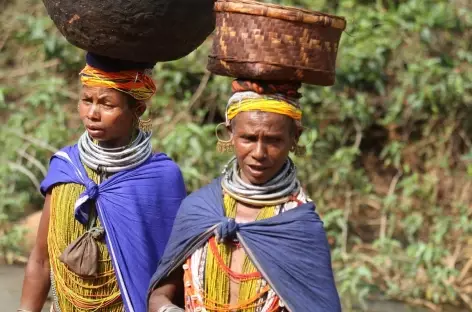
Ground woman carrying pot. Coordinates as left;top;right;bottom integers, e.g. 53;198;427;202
19;52;186;312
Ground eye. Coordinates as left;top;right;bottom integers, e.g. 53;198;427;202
240;135;257;142
266;136;283;144
101;103;114;110
81;97;92;104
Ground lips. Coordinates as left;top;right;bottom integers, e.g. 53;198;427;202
86;125;105;137
247;164;268;175
248;164;267;170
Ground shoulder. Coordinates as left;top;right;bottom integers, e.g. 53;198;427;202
283;187;313;210
146;153;186;196
174;178;223;219
56;144;78;156
180;178;221;206
46;144;82;175
49;144;79;163
41;145;80;195
149;153;183;179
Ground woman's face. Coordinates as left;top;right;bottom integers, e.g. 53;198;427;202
229;111;299;185
78;86;144;147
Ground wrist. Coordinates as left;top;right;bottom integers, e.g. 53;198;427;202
157;304;184;312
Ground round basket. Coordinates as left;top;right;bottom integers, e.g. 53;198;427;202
42;0;215;62
207;0;347;86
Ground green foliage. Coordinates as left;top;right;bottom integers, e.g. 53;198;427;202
1;0;471;310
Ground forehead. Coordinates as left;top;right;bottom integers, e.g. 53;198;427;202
233;111;293;134
81;86;123;98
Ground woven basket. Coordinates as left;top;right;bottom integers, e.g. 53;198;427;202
207;0;347;86
42;0;215;62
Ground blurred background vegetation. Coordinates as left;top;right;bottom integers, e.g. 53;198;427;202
0;0;471;310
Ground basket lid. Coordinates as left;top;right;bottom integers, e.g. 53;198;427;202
208;0;347;86
214;0;346;30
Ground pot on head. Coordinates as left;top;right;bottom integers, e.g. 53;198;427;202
43;0;216;62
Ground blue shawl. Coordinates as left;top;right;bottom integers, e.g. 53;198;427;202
41;145;186;312
148;178;341;312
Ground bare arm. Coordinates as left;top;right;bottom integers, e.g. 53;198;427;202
19;192;52;312
148;267;184;312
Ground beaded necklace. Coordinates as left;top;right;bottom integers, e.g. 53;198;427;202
184;194;286;312
48;166;122;312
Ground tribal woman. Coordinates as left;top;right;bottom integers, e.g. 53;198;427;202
147;80;341;312
19;52;186;312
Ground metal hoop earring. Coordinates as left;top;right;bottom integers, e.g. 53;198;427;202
291;126;315;157
294;145;306;157
215;122;233;153
135;113;153;133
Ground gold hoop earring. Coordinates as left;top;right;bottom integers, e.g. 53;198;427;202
290;144;306;157
293;145;306;157
291;126;315;157
135;113;153;132
215;122;233;153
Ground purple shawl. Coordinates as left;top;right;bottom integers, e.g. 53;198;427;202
148;178;341;312
41;145;186;312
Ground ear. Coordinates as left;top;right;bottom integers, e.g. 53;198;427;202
294;124;304;145
226;123;233;137
135;101;146;117
226;117;236;139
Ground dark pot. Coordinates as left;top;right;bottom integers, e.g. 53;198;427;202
43;0;215;62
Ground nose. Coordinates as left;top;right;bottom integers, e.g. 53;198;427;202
252;141;266;161
86;102;100;120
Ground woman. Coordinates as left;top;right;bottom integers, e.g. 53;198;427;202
147;80;341;312
19;52;186;312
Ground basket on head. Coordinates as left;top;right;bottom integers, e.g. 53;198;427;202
42;0;215;63
207;0;347;86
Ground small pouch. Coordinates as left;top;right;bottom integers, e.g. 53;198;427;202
59;227;104;278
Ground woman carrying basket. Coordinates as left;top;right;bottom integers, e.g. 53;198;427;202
148;80;341;312
147;1;346;311
19;52;186;312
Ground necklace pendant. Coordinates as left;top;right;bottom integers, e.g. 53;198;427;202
230;238;241;248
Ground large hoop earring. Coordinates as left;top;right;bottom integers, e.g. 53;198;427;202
215;122;233;153
291;145;306;157
135;113;153;133
291;126;315;157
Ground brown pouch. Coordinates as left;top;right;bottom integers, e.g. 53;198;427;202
59;227;104;278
